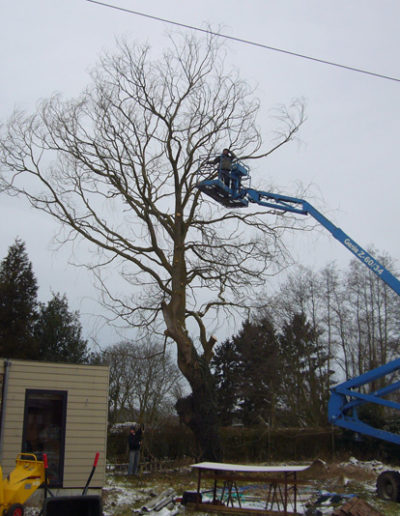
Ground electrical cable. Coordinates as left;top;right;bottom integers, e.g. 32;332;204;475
86;0;400;84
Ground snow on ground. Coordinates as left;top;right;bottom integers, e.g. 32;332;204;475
101;457;396;515
20;457;400;515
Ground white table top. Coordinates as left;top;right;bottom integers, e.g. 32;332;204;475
191;461;310;473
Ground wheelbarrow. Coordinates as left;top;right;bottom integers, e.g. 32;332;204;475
40;452;102;516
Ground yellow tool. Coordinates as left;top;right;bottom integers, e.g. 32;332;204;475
0;453;45;516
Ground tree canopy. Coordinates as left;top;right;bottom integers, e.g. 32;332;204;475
101;339;183;428
0;32;305;458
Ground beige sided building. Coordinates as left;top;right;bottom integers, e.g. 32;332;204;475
0;359;109;492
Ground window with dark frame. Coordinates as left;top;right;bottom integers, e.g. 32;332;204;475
22;389;67;487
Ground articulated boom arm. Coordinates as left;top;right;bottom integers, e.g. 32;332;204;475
244;188;400;297
198;177;400;298
198;175;400;445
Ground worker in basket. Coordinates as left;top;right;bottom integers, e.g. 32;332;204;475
208;148;237;188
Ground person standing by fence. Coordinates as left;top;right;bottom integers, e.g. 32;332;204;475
128;424;143;475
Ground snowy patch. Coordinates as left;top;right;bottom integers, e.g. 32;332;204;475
19;459;400;515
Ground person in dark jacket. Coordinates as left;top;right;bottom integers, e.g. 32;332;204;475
208;148;236;187
128;424;143;475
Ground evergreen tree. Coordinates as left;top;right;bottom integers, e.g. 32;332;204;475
212;316;281;426
234;317;280;426
213;313;330;428
211;339;240;425
35;293;88;364
278;312;330;427
0;239;88;363
0;239;38;358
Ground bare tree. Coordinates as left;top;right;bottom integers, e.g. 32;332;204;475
0;32;305;458
262;256;400;413
104;340;182;428
344;253;400;385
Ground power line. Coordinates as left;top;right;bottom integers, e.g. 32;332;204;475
86;0;400;84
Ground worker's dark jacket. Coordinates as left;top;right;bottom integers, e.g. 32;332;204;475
128;430;142;451
220;155;233;170
211;153;236;170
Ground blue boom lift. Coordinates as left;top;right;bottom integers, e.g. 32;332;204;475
198;155;400;501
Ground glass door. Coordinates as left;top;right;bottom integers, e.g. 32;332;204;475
22;389;67;486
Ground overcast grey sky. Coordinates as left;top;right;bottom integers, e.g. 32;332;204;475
1;0;400;347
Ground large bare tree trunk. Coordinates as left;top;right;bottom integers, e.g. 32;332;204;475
176;378;222;461
161;248;222;459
